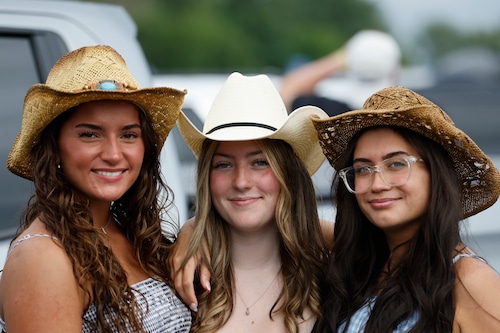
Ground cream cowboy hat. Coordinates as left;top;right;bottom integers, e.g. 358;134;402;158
177;72;329;175
7;45;186;180
311;86;500;218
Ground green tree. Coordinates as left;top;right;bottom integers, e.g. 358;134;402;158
85;0;385;72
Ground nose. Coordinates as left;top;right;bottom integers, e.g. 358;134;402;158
233;164;252;190
101;138;122;164
370;168;391;192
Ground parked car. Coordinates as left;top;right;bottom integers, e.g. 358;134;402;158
0;0;190;268
154;67;500;273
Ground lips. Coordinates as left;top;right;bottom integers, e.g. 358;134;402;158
368;197;398;209
229;197;259;206
93;170;124;177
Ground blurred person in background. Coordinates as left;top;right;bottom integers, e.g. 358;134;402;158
280;30;401;116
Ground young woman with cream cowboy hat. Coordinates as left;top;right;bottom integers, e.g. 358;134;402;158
0;45;191;332
174;72;329;332
311;86;500;332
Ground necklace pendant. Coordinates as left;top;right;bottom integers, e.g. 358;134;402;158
245;308;250;316
101;227;107;235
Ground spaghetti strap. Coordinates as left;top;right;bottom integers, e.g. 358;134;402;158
7;234;59;259
453;252;487;264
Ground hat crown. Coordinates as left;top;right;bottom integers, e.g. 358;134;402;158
202;72;288;139
45;45;140;92
363;86;455;125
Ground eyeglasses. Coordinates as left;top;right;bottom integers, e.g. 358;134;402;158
339;156;424;194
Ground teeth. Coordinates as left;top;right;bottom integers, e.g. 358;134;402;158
95;170;122;177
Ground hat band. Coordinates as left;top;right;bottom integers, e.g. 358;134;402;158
205;122;277;135
81;80;137;92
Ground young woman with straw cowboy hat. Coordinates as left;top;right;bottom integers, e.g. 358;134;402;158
311;86;500;332
173;72;330;332
0;45;191;332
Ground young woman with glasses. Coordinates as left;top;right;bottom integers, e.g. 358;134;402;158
311;86;500;332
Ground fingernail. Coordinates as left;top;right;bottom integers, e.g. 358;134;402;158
189;303;198;313
204;280;211;293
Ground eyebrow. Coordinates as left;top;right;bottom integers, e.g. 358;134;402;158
353;151;410;164
214;149;263;159
75;123;141;131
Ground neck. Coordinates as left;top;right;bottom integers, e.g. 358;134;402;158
383;222;419;253
230;224;281;270
88;200;113;230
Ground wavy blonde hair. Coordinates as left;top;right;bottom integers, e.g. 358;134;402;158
15;107;178;332
183;138;327;333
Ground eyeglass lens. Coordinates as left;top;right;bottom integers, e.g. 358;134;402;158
342;157;415;194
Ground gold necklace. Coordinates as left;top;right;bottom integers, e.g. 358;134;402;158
235;270;280;316
100;218;112;235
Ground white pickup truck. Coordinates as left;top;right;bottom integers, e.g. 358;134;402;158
0;0;191;268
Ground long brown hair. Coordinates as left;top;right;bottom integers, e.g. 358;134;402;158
315;126;461;333
184;138;327;333
16;106;178;332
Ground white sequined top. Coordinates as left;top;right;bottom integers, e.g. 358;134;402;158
82;277;191;332
0;234;192;332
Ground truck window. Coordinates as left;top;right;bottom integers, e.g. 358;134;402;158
0;32;66;239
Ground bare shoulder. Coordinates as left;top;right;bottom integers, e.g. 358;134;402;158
454;255;500;331
0;226;85;332
455;254;500;295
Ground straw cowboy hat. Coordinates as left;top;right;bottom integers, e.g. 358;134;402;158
7;45;186;180
177;72;329;175
311;85;500;218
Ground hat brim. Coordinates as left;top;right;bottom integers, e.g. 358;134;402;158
178;105;328;175
7;84;186;180
312;105;500;218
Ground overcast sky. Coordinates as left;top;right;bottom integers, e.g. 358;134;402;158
366;0;500;41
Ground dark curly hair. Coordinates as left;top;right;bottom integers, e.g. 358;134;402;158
15;106;179;332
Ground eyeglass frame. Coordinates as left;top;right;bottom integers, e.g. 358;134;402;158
338;155;424;194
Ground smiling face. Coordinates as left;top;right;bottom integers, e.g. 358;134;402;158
353;127;430;246
57;100;145;206
209;140;281;233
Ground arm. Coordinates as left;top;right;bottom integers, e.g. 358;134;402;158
454;255;500;331
320;218;335;251
279;47;347;110
0;236;85;332
170;218;211;312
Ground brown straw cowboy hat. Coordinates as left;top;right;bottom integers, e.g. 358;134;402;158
311;86;500;218
7;45;186;180
177;72;329;175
